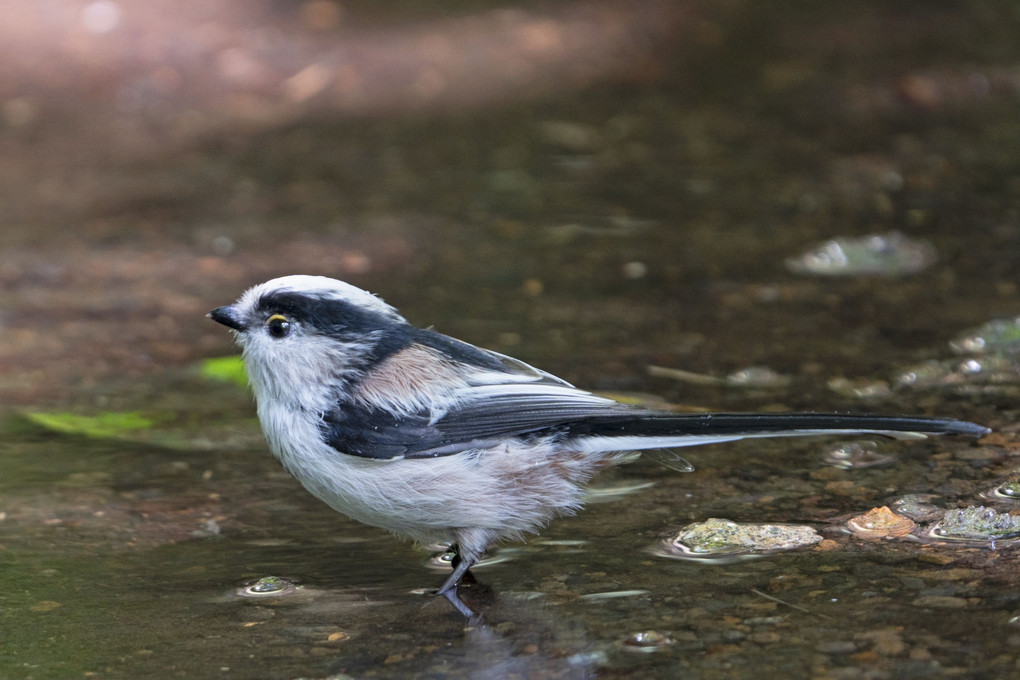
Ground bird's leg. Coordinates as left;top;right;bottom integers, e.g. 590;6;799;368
436;544;478;618
436;544;476;594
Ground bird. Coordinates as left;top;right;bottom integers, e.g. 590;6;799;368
208;275;989;617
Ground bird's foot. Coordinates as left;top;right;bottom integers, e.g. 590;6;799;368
437;582;478;619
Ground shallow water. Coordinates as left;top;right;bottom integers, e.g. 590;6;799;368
3;1;1020;678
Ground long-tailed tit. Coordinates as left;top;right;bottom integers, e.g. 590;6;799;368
209;275;989;617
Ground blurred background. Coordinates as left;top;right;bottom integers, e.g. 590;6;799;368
2;1;1019;678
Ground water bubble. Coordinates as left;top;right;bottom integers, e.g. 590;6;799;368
822;441;894;469
240;576;297;597
427;551;456;570
960;355;1019;379
976;475;1020;504
426;548;517;572
619;630;676;652
994;477;1020;499
894;359;955;388
895;355;1019;391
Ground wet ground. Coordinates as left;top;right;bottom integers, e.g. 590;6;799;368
2;1;1020;678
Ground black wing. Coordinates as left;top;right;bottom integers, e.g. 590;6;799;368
320;384;635;459
319;382;989;460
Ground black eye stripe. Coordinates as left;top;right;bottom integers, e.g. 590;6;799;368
253;290;422;369
257;291;396;335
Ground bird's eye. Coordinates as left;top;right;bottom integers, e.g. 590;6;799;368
266;314;291;339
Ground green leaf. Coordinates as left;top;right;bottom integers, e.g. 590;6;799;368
25;411;155;439
201;356;248;387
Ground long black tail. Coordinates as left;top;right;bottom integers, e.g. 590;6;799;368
574;412;989;456
600;412;988;438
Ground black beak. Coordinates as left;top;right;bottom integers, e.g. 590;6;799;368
208;305;246;331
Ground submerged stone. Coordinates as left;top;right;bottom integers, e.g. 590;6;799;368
949;317;1020;355
931;506;1020;541
666;518;823;557
724;366;792;388
620;630;676;651
895;355;1019;390
785;231;937;277
826;377;893;399
847;506;916;539
891;495;945;522
994;477;1020;500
